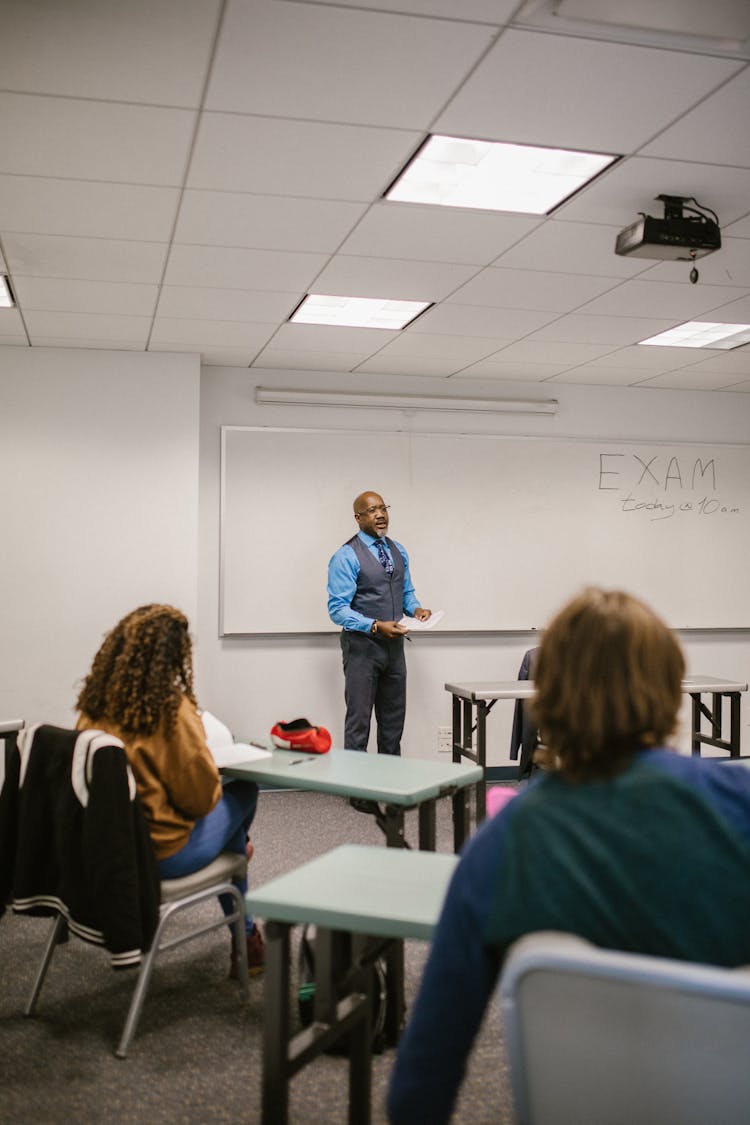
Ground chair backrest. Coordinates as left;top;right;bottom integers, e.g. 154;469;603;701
499;931;750;1125
2;723;160;965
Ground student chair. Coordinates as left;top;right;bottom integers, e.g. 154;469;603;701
2;724;250;1058
499;931;750;1125
26;850;250;1058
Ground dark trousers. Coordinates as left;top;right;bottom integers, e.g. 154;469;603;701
340;631;406;755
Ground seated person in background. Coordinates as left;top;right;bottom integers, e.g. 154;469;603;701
76;603;264;976
388;587;750;1125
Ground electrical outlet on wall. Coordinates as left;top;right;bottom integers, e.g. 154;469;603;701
437;726;453;753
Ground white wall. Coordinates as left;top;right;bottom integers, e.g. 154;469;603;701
197;367;750;764
1;346;746;759
0;346;200;724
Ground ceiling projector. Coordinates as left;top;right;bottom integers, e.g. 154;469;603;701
615;194;721;260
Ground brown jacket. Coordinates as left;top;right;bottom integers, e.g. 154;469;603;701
78;696;222;860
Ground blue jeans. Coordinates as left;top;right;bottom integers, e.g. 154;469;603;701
158;779;258;934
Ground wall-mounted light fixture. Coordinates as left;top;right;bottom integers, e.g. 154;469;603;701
255;387;558;415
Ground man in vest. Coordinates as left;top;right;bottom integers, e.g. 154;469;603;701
327;491;431;767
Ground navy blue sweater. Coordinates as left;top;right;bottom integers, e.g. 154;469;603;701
388;750;750;1125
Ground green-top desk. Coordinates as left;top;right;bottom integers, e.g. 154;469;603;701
245;844;457;1125
223;746;482;853
446;675;749;823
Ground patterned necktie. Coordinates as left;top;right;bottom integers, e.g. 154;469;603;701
375;538;394;576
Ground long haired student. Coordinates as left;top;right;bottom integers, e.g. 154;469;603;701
388;587;750;1125
76;603;264;976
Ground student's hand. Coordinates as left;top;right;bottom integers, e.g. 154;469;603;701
414;608;432;621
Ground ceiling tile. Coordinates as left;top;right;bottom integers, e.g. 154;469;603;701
559;155;750;228
0;176;180;242
188;113;420;201
0;0;221;106
526;313;677;345
339;202;539;266
491;339;616;364
448;267;621;311
23;309;151;343
175;191;368;253
579;345;708;372
725;214;750;237
303;0;516;18
454;359;562;381
13;277;158;316
5;234;168;284
251;348;367;372
156;286;299;323
494;220;648;276
674;350;750;376
312;255;476;301
634;238;750;287
642;68;750;167
30;337;144;351
410;303;557;337
206;2;495;128
373;332;500;362
269;322;394;353
578;278;749;319
635;368;749;390
356;354;464;376
149;318;277;350
544;365;646;387
0;309;27;337
0;93;195;185
434;29;741;151
163;244;326;291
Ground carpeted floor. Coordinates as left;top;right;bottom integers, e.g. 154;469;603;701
0;790;515;1124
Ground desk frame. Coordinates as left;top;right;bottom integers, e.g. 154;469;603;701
447;677;748;823
224;747;481;854
247;846;456;1125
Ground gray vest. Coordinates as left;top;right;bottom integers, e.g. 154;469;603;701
348;535;405;623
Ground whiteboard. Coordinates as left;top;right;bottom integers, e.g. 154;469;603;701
220;427;750;634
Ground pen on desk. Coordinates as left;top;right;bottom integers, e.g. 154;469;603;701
249;740;269;749
290;757;317;766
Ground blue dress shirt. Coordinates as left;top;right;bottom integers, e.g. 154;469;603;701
327;531;420;632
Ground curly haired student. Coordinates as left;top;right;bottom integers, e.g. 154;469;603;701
76;603;264;976
388;587;750;1125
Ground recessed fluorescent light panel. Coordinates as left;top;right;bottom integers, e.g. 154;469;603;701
0;276;14;308
385;135;618;214
290;294;431;330
639;321;750;349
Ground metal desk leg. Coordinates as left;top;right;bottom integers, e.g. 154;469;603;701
418;798;436;851
262;920;292;1125
476;701;487;824
381;804;407;848
691;693;701;756
730;692;741;757
452;787;470;853
383;938;405;1047
451;693;462;765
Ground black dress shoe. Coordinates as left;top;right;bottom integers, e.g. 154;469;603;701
349;797;380;816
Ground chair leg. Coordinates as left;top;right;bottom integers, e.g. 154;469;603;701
25;915;67;1017
226;884;250;1001
116;881;249;1058
115;934;162;1059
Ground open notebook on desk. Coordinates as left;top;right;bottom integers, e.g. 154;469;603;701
200;709;272;768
